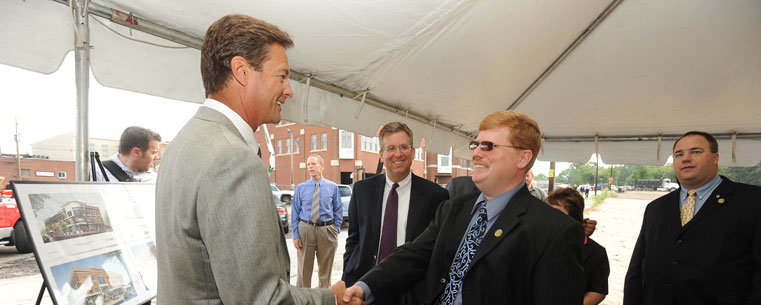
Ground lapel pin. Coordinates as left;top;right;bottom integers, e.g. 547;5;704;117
718;198;725;204
715;195;720;198
494;229;503;237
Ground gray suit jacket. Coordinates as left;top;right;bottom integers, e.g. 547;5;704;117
156;107;334;304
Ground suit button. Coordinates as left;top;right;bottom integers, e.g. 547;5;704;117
676;239;683;244
672;260;678;265
667;282;672;287
440;278;446;284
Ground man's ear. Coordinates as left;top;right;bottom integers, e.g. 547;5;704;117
131;146;143;157
230;56;249;86
517;150;533;170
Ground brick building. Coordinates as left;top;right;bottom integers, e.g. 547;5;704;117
0;155;75;188
255;121;472;191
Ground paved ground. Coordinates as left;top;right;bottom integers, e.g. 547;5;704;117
585;190;662;305
0;190;664;304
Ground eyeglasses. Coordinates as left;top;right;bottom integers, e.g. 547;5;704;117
381;144;413;153
469;140;526;151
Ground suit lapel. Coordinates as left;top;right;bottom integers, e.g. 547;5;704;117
664;191;683;233
405;175;425;241
682;177;732;230
471;189;528;265
444;194;481;260
369;175;386;248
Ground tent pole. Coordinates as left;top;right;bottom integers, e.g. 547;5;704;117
74;0;91;181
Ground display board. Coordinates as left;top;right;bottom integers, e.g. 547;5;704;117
11;181;156;305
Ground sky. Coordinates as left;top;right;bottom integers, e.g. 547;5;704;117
1;52;601;177
1;52;200;155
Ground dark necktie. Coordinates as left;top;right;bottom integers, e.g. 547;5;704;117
438;200;488;305
377;183;399;262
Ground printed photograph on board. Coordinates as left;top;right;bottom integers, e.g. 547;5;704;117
50;250;137;305
129;241;157;292
28;192;113;243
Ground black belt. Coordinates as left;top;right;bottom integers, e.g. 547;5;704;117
300;219;334;227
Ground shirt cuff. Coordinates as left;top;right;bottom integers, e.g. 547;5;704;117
356;281;374;304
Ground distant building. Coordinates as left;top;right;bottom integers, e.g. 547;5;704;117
31;133;119;162
254;121;472;190
69;267;135;305
0;155;75;187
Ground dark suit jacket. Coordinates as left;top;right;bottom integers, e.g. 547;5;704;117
360;186;584;305
343;173;449;289
445;176;479;199
624;176;761;305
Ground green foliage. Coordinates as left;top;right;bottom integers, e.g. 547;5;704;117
534;173;548;180
556;161;761;187
719;162;761;186
591;190;612;208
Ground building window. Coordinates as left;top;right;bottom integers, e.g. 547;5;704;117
277;140;282;155
294;137;300;153
361;135;381;152
321;133;327;150
21;169;31;177
89;144;95;152
415;149;424;161
285;138;291;154
58;171;67;179
311;134;317;151
101;145;108;156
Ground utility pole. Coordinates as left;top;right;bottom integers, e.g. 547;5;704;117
15;117;22;180
548;161;555;192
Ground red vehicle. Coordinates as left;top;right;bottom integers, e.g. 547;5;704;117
0;189;33;253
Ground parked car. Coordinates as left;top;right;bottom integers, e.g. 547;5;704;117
338;184;352;222
270;184;294;204
0;189;32;253
271;192;290;234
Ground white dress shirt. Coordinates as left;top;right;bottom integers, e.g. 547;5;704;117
379;172;413;248
203;98;259;152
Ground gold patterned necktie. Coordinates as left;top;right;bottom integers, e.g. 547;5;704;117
680;189;696;226
311;182;320;222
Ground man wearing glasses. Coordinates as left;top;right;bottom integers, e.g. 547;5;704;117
343;122;449;304
343;110;584;304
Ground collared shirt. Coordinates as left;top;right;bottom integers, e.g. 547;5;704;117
679;174;722;216
291;177;343;239
359;183;525;305
379;172;413;248
90;153;157;182
203;98;259;152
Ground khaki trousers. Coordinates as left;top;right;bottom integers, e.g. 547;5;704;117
296;221;338;288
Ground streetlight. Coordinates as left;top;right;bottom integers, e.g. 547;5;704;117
286;128;295;190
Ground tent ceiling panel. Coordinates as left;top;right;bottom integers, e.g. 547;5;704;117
0;0;73;74
519;0;761;141
2;0;759;166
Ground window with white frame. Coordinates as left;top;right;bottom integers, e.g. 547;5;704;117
285;138;291;154
415;148;424;161
294;137;300;153
57;171;67;179
321;133;327;150
277;140;282;155
311;134;317;151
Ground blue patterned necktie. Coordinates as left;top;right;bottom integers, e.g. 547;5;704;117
438;201;488;305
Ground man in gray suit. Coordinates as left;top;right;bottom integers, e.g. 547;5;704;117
156;14;360;305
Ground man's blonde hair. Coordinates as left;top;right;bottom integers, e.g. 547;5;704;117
479;110;542;169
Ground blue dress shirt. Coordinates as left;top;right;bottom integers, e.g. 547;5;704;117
679;174;722;216
291;177;343;239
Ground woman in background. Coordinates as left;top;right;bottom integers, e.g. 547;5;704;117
547;188;610;305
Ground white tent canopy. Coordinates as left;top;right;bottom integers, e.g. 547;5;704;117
2;0;760;167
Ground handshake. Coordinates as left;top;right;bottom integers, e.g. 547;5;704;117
329;281;366;305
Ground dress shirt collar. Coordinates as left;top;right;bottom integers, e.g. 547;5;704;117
680;174;721;201
203;98;259;152
472;182;525;222
109;153;135;177
385;172;412;189
312;177;325;186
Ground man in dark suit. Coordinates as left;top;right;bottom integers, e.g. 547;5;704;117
343;122;449;303
344;110;584;305
624;131;761;305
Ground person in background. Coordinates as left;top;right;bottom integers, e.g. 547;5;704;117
292;154;343;288
547;188;609;305
525;169;547;201
91;126;161;182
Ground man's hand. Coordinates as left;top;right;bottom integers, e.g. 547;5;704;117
583;218;597;237
342;284;365;304
331;281;365;305
293;238;302;250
